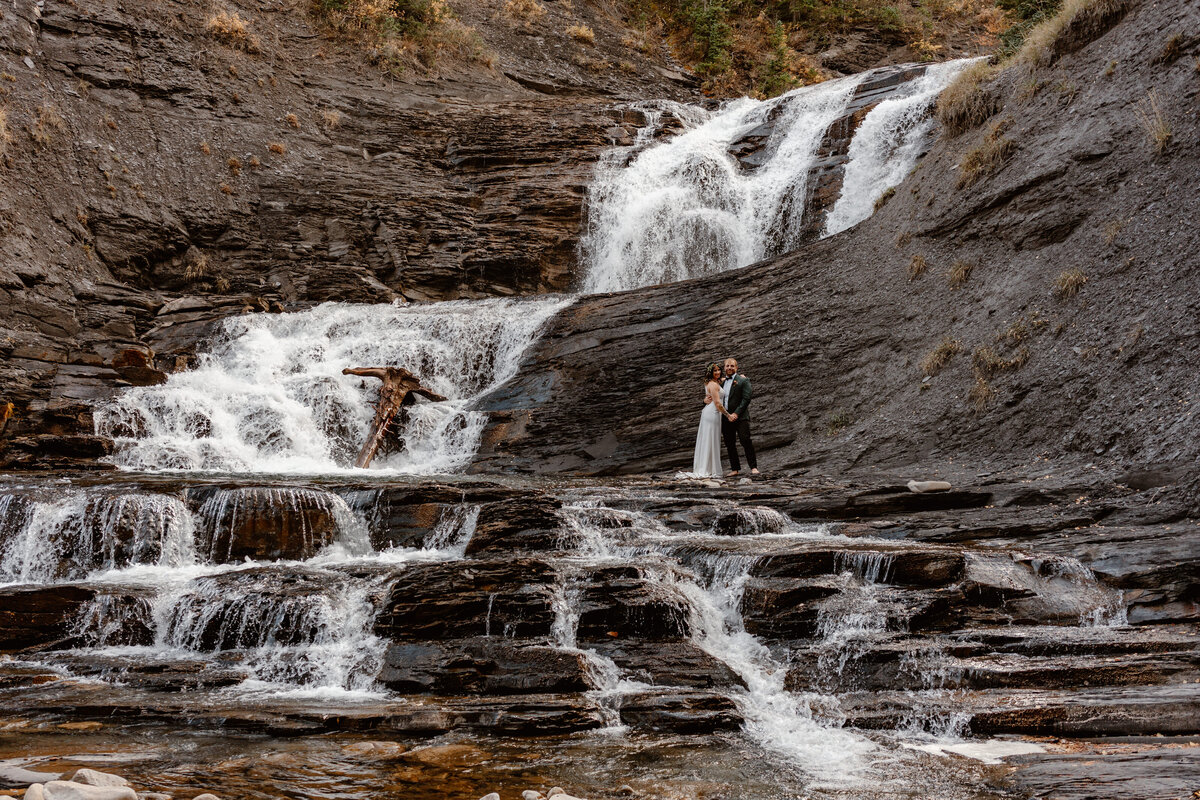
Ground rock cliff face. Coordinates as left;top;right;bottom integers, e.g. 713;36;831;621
0;0;693;454
476;0;1200;489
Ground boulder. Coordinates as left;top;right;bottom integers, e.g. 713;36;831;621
195;487;341;562
0;767;61;790
68;771;130;789
41;782;137;800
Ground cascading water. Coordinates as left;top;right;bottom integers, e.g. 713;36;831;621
580;76;864;293
2;485;482;697
552;499;878;784
0;490;195;584
822;59;976;236
95;296;570;474
580;60;975;293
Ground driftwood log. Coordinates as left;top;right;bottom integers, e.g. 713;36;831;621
342;367;448;468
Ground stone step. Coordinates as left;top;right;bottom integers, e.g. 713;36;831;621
0;672;740;737
844;684;1200;737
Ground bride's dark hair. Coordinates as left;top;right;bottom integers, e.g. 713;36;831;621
705;362;720;383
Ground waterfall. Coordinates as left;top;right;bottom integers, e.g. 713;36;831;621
822;59;976;236
580;76;863;293
580;60;975;294
553;500;876;784
0;490;195;585
94;297;570;474
0;482;484;696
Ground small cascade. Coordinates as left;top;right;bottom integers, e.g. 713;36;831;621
196;486;370;563
833;550;897;583
0;490;195;584
553;498;876;782
711;506;792;537
95;297;570;474
1029;554;1128;627
672;551;877;784
422;503;480;557
556;500;648;561
814;572;891;677
822;59;976;236
549;569;633;730
964;552;1128;627
153;568;389;694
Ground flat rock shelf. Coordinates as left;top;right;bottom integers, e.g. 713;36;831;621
0;471;1196;800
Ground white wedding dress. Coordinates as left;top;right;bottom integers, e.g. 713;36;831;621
691;388;723;477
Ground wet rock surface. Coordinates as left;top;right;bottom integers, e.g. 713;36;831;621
474;0;1200;486
0;471;1195;800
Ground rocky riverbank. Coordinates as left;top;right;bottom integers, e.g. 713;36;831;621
0;470;1196;798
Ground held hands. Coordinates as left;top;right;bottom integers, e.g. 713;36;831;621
728;413;738;422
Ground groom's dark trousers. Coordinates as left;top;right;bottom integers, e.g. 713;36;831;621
722;418;756;472
721;375;756;472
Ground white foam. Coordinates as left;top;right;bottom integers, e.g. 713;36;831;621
95;297;570;474
907;739;1046;764
823;60;976;236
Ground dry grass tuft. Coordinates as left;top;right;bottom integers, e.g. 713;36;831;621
998;317;1029;346
895;230;912;248
873;186;895;211
268;141;286;155
920;336;962;376
31;104;64;146
908;253;928;281
0;106;11;158
947;259;975;288
184;251;209;281
314;0;492;73
504;0;547;23
968;375;995;413
199;140;212;155
1154;32;1183;64
826;409;853;435
1054;268;1087;299
1102;219;1123;246
284;112;300;129
973;345;1028;378
320;109;343;129
248;155;261;168
567;24;595;45
936;60;999;137
219;182;235;195
1134;89;1172;156
957;118;1016;189
206;10;261;53
1017;0;1128;68
227;157;242;176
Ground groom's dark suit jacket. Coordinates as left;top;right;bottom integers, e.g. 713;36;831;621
724;375;752;421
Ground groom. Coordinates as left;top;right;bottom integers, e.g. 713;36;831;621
720;358;758;476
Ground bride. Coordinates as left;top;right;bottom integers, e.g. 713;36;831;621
691;362;729;477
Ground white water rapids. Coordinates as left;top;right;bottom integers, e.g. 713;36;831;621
95;297;570;473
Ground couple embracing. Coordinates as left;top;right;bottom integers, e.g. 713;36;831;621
691;357;758;479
